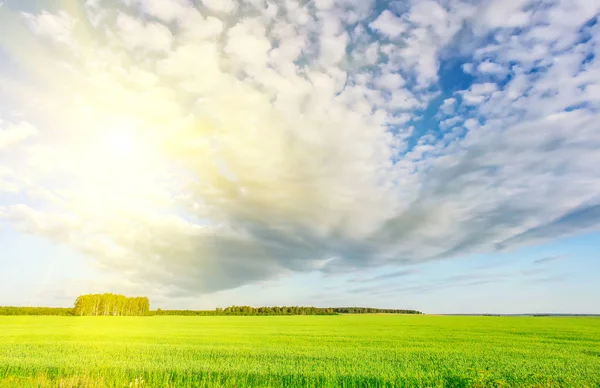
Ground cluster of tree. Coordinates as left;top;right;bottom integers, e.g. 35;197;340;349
150;309;219;316
152;306;337;316
0;306;74;316
73;293;150;316
225;306;337;315
332;307;422;314
151;306;422;316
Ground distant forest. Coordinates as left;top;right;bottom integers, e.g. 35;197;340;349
154;306;422;316
0;294;422;316
0;307;75;316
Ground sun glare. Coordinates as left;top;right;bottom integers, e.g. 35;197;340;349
108;131;136;155
59;117;171;214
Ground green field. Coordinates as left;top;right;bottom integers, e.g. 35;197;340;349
1;315;599;387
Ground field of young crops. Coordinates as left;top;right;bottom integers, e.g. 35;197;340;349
0;315;599;387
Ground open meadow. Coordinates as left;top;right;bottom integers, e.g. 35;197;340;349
0;315;599;387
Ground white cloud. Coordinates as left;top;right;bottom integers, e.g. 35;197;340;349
476;0;532;31
384;1;475;88
125;0;191;23
314;0;335;11
180;13;224;41
470;83;498;94
116;12;173;52
387;89;422;110
460;83;498;105
201;0;237;14
439;116;461;130
369;10;405;38
375;72;405;90
477;61;506;75
364;42;379;65
225;18;272;71
319;18;349;66
23;10;75;46
440;98;456;115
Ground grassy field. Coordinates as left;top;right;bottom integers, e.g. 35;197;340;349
0;315;599;387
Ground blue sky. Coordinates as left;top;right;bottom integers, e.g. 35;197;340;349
1;0;599;313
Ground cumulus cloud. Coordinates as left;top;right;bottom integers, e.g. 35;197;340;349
369;10;405;38
22;10;76;46
201;0;237;14
477;61;506;76
460;83;498;105
0;0;599;296
116;12;173;52
440;98;456;115
476;0;532;31
374;72;405;90
123;0;191;23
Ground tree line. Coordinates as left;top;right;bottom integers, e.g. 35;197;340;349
332;307;422;314
153;306;338;316
0;306;74;316
152;306;422;316
1;296;422;316
74;293;150;316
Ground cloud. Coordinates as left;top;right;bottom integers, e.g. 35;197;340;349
500;202;600;248
0;0;599;297
201;0;237;14
460;83;498;105
116;12;173;52
351;271;511;297
476;0;532;32
0;122;37;149
532;275;568;283
440;98;456;115
22;10;76;46
362;269;419;282
477;61;506;76
374;72;405;90
123;0;191;23
369;10;405;38
533;255;564;265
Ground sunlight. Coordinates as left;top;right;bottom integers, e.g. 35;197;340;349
55;116;173;217
107;131;136;156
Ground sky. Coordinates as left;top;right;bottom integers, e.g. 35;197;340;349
0;0;599;314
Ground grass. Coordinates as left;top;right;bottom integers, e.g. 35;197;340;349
0;315;599;387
